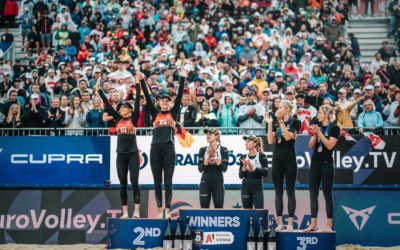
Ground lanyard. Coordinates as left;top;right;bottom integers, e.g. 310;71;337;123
318;123;333;148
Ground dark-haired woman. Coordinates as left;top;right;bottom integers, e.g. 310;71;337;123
95;77;141;219
138;68;187;219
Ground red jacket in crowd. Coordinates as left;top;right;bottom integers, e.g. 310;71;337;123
4;0;18;17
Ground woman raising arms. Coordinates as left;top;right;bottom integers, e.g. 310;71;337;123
138;68;188;219
95;76;141;219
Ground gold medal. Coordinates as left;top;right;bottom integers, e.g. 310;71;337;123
278;138;282;144
318;146;323;152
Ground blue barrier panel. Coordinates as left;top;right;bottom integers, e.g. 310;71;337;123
277;231;335;250
334;190;400;247
179;209;268;250
0;137;110;186
107;218;178;249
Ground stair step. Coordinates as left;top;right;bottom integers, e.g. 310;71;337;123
358;38;395;44
349;18;388;24
347;27;387;33
356;33;389;39
348;23;387;28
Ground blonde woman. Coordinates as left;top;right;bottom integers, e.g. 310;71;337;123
305;105;340;232
265;100;301;231
5;104;22;128
239;135;268;209
198;128;229;208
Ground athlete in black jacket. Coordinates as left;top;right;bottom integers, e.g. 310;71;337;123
95;79;141;218
239;135;268;209
265;100;301;231
198;128;229;208
138;68;187;219
305;105;340;232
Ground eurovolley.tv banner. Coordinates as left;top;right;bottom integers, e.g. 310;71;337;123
110;135;400;186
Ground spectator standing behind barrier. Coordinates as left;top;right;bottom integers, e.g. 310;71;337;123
358;99;384;134
65;96;86;136
238;91;265;135
46;96;65;135
239;135;268;209
383;90;400;127
86;96;104;128
335;88;364;129
4;103;21;130
178;93;196;127
198;128;228;208
218;95;238;134
22;93;46;128
357;85;383;113
194;101;218;132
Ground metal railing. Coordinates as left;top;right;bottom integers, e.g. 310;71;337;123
0;127;399;136
1;42;15;64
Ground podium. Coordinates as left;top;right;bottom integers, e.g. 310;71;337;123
277;230;336;250
106;210;335;250
107;209;268;249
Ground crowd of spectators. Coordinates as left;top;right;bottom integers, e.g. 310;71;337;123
0;0;400;136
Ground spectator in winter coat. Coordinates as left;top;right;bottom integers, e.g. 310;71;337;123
324;17;341;46
382;90;400;126
358;99;384;134
357;85;383;114
217;95;238;134
4;0;18;27
65;96;86;135
22;94;46;128
178;94;197;127
86;96;104;128
348;33;361;59
237;91;265;135
194;101;218;132
336;89;364;128
388;60;400;88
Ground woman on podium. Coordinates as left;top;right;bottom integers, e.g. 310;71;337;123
265;100;301;231
95;77;141;219
138;68;187;219
305;105;340;232
198;128;229;208
239;135;268;209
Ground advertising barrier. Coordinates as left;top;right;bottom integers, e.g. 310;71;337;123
0;190;317;244
0;189;399;246
0;137;110;186
110;135;400;187
334;191;400;247
0;135;399;187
